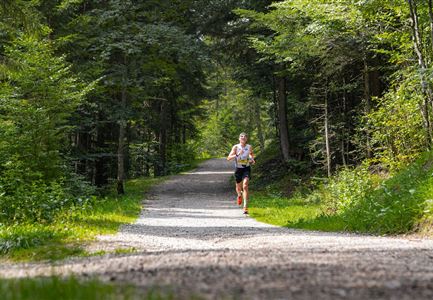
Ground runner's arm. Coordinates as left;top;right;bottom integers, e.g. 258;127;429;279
249;147;256;164
227;146;237;161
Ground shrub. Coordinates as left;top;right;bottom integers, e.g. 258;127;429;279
342;152;433;233
0;35;92;224
0;178;93;224
321;166;379;215
309;152;433;234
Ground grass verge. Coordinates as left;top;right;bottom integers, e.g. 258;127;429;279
249;151;433;235
0;276;175;300
0;177;161;262
0;158;209;262
248;191;346;232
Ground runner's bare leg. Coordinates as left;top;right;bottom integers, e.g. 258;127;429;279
236;181;242;197
242;177;249;208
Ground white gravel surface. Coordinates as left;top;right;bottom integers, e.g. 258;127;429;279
2;158;433;299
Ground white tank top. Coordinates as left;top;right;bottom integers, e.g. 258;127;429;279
235;144;251;168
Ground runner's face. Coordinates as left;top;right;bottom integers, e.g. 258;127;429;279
239;135;247;143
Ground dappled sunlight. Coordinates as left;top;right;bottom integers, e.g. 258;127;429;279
181;171;234;175
91;159;433;254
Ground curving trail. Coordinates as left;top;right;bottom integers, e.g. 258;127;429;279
2;159;433;299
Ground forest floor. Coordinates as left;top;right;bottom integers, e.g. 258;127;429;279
2;159;433;299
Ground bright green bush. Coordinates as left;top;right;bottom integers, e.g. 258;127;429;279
342;152;433;234
167;142;200;173
0;177;159;261
313;152;433;234
0;35;92;224
252;151;433;235
320;166;379;215
0;177;94;224
366;68;427;170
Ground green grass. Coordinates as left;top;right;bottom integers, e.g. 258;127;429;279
0;177;162;261
0;276;175;300
248;191;346;232
339;152;433;234
250;151;433;235
0;158;209;262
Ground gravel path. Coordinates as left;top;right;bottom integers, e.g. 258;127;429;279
2;158;433;299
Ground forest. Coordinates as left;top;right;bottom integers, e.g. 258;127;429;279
2;0;433;259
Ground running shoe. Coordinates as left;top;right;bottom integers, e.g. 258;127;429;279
237;195;242;206
243;208;248;214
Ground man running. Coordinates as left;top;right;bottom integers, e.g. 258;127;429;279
227;132;255;214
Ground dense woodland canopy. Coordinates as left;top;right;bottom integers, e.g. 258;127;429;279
2;0;433;225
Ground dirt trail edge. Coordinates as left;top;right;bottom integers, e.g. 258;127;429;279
2;158;433;299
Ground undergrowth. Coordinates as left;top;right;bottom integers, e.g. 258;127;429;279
250;150;433;235
0;276;175;300
0;158;206;261
0;178;161;261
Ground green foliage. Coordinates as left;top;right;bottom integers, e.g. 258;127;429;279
249;191;321;224
252;151;433;235
0;35;86;179
197;104;237;157
319;166;380;215
0;34;93;224
0;276;141;300
0;275;179;300
197;67;273;157
0;179;86;224
342;152;433;234
58;0;210;179
366;69;427;169
0;224;65;256
166;143;201;173
0;177;159;261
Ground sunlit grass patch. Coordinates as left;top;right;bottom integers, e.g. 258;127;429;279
248;191;346;232
248;192;319;225
250;152;433;235
0;177;162;262
287;214;347;232
250;205;321;226
0;276;177;300
0;158;209;262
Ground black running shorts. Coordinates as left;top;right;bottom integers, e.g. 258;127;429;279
234;166;251;183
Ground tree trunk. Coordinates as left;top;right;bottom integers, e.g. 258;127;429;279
408;0;426;69
73;131;80;174
324;92;331;177
276;75;290;161
428;0;433;59
254;98;265;152
341;79;347;166
272;75;280;139
182;125;186;144
172;97;180;144
94;123;108;186
144;128;152;177
363;58;372;158
117;65;127;195
341;139;346;167
408;0;433;146
155;100;167;176
117;119;126;193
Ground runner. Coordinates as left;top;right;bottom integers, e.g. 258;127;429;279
227;132;255;214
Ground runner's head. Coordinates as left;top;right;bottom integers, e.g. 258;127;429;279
239;132;248;144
